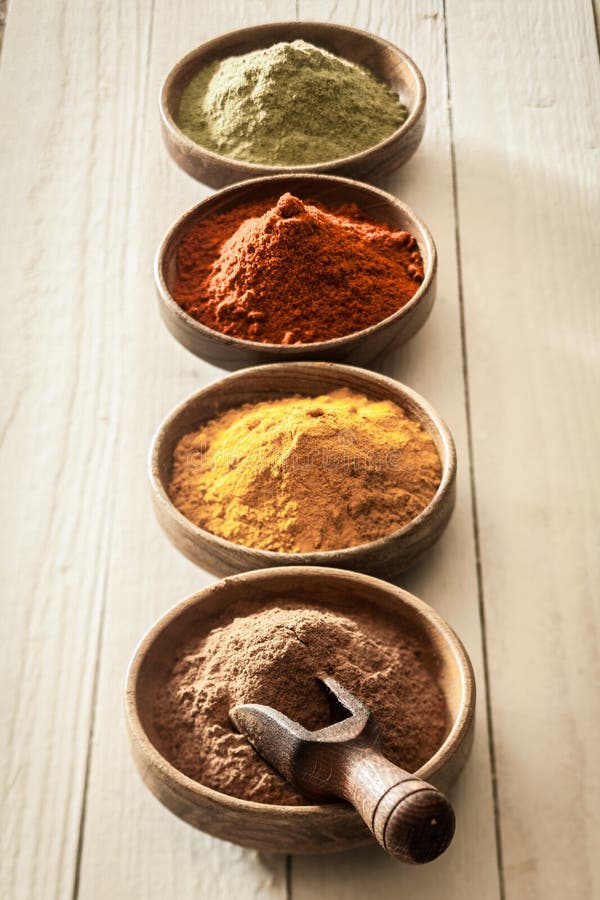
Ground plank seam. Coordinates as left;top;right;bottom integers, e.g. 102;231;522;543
442;3;506;898
285;855;292;900
71;2;158;893
591;0;600;63
70;572;109;900
141;0;158;145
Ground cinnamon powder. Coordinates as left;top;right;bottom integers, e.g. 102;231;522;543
153;597;447;806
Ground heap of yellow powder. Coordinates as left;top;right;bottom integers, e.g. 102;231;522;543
168;389;442;553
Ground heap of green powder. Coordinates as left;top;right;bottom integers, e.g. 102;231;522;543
176;40;408;166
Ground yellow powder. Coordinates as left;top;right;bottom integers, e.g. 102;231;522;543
168;389;442;553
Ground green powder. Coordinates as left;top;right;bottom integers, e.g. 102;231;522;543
176;40;408;166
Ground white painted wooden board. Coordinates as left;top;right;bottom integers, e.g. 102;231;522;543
447;1;600;897
0;2;292;899
73;4;295;900
0;0;598;898
294;0;501;895
0;2;157;897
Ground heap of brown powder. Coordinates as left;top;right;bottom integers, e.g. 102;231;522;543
153;597;447;805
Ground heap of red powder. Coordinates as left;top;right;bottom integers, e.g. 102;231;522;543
171;193;425;345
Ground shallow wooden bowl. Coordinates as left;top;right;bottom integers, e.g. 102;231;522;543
125;567;475;854
160;21;426;188
155;174;436;371
149;362;456;579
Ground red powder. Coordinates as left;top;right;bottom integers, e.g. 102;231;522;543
171;193;424;344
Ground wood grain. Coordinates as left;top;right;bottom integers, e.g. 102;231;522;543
160;20;426;188
71;5;297;899
293;0;503;895
230;674;457;864
447;0;600;897
0;1;155;896
68;6;305;898
126;569;474;856
155;174;437;370
1;0;597;898
0;3;291;900
149;363;456;579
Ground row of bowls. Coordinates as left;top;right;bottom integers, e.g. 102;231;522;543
156;22;435;368
152;24;442;574
128;22;474;859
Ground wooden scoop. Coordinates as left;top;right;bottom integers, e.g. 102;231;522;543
229;676;455;864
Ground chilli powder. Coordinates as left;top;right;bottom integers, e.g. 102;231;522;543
153;596;448;805
171;193;425;345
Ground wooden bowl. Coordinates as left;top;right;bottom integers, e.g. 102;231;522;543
155;174;436;371
125;567;475;854
149;362;456;579
160;21;426;188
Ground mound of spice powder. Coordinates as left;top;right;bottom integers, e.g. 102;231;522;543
172;193;424;344
153;596;447;805
167;389;442;553
176;40;407;166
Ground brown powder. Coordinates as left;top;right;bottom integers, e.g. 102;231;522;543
153;597;448;806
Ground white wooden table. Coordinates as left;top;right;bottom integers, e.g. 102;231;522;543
1;2;598;898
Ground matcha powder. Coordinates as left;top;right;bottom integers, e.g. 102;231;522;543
176;40;408;166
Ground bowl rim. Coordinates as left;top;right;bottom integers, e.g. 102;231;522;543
154;172;437;353
159;20;427;174
125;566;475;818
148;361;456;564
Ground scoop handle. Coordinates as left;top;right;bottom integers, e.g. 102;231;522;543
338;746;455;864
